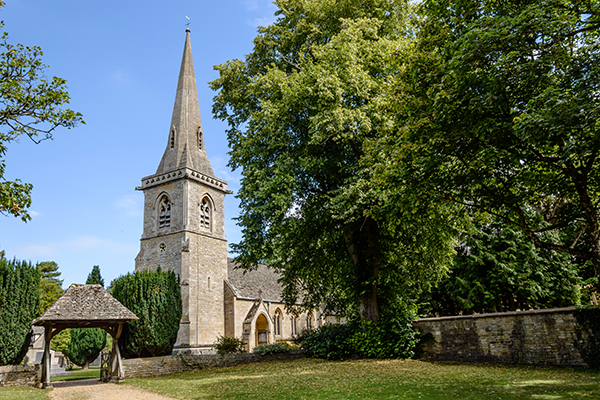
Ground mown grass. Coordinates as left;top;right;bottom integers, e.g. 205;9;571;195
50;365;100;382
126;358;600;400
0;387;48;400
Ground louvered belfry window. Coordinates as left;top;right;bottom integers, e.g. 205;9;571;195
200;197;211;230
159;197;171;228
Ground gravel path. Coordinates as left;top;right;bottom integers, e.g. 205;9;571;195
48;379;178;400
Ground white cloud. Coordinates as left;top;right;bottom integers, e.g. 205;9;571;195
113;194;143;217
110;70;133;87
243;0;277;27
29;210;41;217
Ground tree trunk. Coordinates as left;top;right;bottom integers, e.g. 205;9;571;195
82;359;90;370
345;217;381;324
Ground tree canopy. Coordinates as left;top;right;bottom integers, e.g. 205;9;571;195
36;261;63;315
371;0;600;289
0;20;83;221
422;214;583;316
212;0;459;322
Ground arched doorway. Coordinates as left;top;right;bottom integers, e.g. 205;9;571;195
255;314;269;347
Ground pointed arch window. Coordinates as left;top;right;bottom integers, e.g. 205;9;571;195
197;127;203;150
159;196;171;228
170;128;175;148
200;197;211;230
274;309;282;336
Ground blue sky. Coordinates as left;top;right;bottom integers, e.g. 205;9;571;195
0;0;277;287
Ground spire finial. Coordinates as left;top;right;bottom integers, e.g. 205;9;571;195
185;16;191;32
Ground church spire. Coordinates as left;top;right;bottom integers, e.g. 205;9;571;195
156;29;214;176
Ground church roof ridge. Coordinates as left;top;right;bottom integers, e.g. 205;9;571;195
155;30;214;176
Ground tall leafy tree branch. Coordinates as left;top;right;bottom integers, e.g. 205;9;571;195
373;0;600;285
212;0;458;322
0;14;83;221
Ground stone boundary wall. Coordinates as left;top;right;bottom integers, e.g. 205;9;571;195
0;365;40;387
412;307;587;366
122;350;305;379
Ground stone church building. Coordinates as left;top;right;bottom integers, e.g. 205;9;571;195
134;30;318;353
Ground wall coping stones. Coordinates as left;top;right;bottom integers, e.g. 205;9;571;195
414;306;578;322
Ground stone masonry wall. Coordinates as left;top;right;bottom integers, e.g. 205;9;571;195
412;307;586;366
0;365;40;387
122;351;305;379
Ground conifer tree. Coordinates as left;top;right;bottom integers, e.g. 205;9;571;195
111;269;182;358
36;261;64;315
0;258;40;365
65;266;106;369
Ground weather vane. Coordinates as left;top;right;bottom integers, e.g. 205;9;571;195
185;16;191;30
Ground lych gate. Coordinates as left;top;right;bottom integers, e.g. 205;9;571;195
32;284;138;388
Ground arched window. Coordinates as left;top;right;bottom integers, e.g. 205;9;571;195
170;128;175;148
159;196;171;228
197;127;203;150
291;316;297;336
200;197;211;230
307;313;313;330
274;309;282;336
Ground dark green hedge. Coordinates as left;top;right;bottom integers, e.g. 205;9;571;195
111;269;182;358
0;258;40;365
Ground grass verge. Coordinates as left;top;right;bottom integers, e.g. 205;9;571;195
50;366;100;382
125;358;600;400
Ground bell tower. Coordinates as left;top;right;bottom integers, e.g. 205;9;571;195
135;29;229;352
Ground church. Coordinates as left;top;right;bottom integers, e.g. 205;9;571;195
133;29;318;354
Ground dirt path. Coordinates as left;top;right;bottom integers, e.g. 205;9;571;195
48;379;178;400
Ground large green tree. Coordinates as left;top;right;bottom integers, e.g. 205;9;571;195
0;18;83;221
211;0;457;322
373;0;600;288
65;266;106;369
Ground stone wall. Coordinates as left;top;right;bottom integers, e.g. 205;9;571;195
412;307;586;366
0;365;40;387
122;350;305;379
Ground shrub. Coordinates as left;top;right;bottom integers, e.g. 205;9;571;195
0;258;40;366
214;335;245;355
303;316;419;360
291;327;314;347
111;269;182;358
253;343;290;355
302;323;355;360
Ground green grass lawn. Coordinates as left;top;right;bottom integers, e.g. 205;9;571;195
125;358;600;400
0;387;49;400
50;365;100;382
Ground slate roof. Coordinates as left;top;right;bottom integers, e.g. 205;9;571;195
33;284;138;326
226;258;284;302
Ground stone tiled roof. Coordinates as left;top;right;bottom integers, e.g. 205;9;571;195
226;258;284;302
33;284;138;325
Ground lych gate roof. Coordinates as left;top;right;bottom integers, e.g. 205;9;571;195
226;258;284;302
33;284;138;327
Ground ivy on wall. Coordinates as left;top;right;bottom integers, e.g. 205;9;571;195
574;307;600;368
